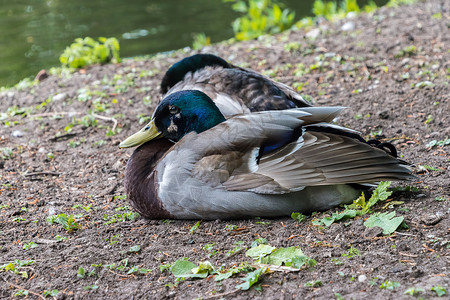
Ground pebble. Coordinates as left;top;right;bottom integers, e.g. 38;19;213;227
341;21;355;31
358;275;367;282
53;93;67;102
11;130;24;137
378;111;390;119
306;28;320;39
401;58;410;66
421;213;444;226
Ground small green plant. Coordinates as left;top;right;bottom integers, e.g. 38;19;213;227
189;221;201;234
1;147;13;160
226;241;246;256
434;196;447;202
304;280;323;287
68;140;81;148
60;37;120;68
77;266;86;279
331;258;343;265
225;224;237;231
424;114;433;125
43;290;59;297
55;235;68;242
127;266;152;275
341;245;360;258
431;285;447;297
394;45;417;58
192;33;211;50
225;0;296;41
0;259;34;279
203;243;219;257
22;242;38;250
46;213;80;233
236;267;268;290
426;138;450;148
335;293;345;300
291;212;307;222
73;204;93;212
414;81;434;89
14;290;29;297
418;165;441;172
251;238;268;247
380;280;400;290
103;211;139;224
312;0;361;20
215;263;253;281
404;287;425;296
387;0;418;8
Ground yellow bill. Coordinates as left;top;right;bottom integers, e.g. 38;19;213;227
119;119;162;148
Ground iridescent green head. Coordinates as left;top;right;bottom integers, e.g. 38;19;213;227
119;90;226;148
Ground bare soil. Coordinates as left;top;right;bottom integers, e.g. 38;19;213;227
1;1;449;299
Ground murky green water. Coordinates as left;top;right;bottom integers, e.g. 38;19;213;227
0;0;384;87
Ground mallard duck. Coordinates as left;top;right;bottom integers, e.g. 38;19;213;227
160;54;312;116
119;90;415;219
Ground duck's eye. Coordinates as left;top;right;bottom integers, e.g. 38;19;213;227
168;105;180;115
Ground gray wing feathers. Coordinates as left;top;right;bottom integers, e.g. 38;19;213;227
174;108;414;194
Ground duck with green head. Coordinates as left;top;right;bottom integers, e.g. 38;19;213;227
119;90;415;219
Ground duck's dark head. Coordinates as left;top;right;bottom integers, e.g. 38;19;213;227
160;54;230;94
119;90;226;148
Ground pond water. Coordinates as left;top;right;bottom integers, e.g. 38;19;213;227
0;0;384;87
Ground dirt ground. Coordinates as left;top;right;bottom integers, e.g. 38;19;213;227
1;0;449;299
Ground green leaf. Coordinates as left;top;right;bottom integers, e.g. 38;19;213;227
236;267;267;290
364;211;404;235
129;245;141;253
290;255;317;269
312;209;358;227
404;287;424;296
191;261;215;277
305;280;323;287
431;285;447;297
43;289;59;297
215;266;242;281
380;280;400;290
260;246;304;266
14;290;29;296
189;221;201;234
170;259;211;279
346;181;392;214
366;181;392;211
245;244;276;260
170;259;198;278
291;212;306;222
77;266;86;278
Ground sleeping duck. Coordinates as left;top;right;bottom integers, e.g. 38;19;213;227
119;90;415;219
159;53;312;116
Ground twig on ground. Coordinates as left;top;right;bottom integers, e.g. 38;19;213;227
0;277;46;300
23;171;60;177
203;288;241;299
91;113;118;132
